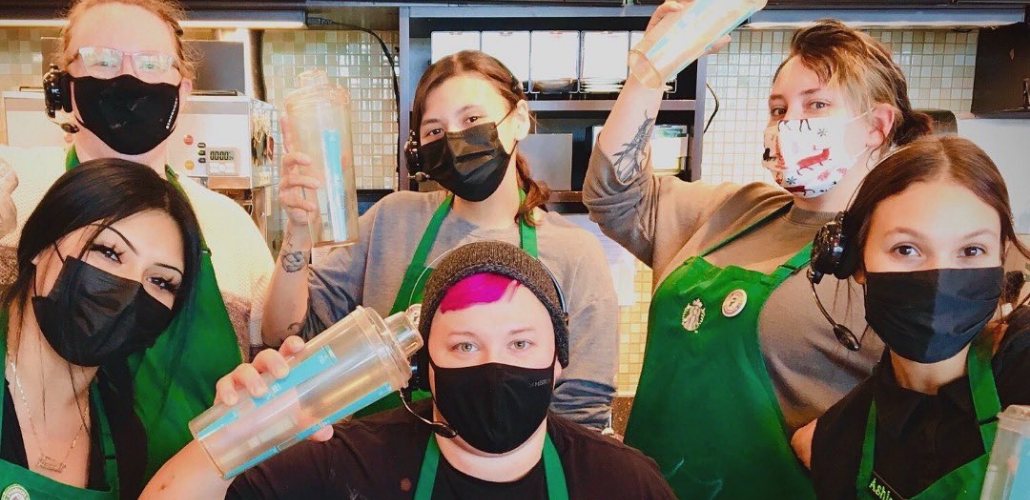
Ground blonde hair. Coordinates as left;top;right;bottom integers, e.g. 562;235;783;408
58;0;195;80
775;20;933;158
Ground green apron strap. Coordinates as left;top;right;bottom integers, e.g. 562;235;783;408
543;434;570;500
968;336;1002;451
389;195;454;315
770;242;815;283
518;190;538;258
413;435;442;500
855;402;878;494
700;203;793;258
65;148;79;172
413;433;569;500
91;382;120;496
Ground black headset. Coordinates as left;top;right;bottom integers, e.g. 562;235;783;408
399;261;569;438
42;64;80;134
808;211;864;351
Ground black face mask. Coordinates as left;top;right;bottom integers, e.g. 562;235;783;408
419;121;514;202
864;267;1003;364
32;255;174;367
73;74;181;156
430;357;554;454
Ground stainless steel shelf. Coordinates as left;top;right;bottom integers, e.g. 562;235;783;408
528;100;696;113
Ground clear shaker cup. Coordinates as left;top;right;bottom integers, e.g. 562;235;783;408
190;305;424;479
283;69;360;247
629;0;767;89
982;405;1030;500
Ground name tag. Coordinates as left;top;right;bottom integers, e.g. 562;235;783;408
867;471;907;500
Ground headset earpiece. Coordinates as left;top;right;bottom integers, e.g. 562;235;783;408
809;212;850;284
404;129;425;179
43;64;72;119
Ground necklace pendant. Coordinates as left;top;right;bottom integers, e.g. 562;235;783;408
36;455;66;473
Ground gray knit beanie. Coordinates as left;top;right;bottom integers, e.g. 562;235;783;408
418;240;570;367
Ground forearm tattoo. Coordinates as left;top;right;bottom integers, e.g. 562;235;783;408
279;228;310;273
612;112;656;183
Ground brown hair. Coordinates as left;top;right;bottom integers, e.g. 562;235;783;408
844;135;1030;331
775;20;933;157
58;0;196;80
411;50;549;225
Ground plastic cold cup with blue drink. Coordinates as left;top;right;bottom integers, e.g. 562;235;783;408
628;0;768;89
981;405;1030;500
189;305;423;479
284;69;360;247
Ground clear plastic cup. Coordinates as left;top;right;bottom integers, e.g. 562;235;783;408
981;405;1030;500
284;69;360;248
190;306;423;479
628;0;767;89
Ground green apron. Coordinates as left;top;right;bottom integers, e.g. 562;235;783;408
356;193;538;417
65;149;242;479
413;433;569;500
0;313;119;500
624;203;816;500
857;338;1000;500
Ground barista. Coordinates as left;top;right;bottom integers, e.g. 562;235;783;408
144;241;675;500
262;51;619;429
0;0;273;479
807;136;1030;499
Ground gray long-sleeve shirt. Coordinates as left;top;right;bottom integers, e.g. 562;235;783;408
302;190;619;429
583;147;883;432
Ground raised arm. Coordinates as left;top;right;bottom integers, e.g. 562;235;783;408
583;1;732;266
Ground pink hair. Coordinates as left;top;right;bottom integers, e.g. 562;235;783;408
438;272;520;314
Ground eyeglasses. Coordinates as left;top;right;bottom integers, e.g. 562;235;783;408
73;46;181;83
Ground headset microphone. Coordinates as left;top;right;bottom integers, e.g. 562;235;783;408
43;64;80;134
809;211;863;351
808;270;861;351
400;385;457;438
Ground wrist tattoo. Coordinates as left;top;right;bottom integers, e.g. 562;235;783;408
612;112;655;183
280;228;310;273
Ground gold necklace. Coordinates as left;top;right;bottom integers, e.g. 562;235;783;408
7;359;88;474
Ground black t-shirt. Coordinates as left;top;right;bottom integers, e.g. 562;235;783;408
0;379;146;499
227;400;675;499
811;318;1030;500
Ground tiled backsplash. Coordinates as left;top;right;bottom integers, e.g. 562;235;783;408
0;24;980;395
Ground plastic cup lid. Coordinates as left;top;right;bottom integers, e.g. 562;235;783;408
998;405;1030;435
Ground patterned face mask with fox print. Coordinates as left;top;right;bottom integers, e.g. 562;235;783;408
762;112;869;198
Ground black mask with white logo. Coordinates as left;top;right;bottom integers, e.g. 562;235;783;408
430;357;554;454
73;74;181;156
864;267;1002;364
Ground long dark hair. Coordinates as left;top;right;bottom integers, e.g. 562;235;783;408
1;158;202;496
776;20;934;156
412;50;549;225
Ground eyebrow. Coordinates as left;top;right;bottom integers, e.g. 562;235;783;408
98;225;184;277
768;88;825;101
420;104;482;128
888;227;999;240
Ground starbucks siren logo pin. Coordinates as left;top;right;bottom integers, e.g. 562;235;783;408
1;484;29;500
681;299;706;332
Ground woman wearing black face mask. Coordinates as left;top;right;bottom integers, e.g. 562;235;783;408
0;158;202;499
0;0;274;479
144;241;675;500
263;51;619;431
798;135;1030;500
